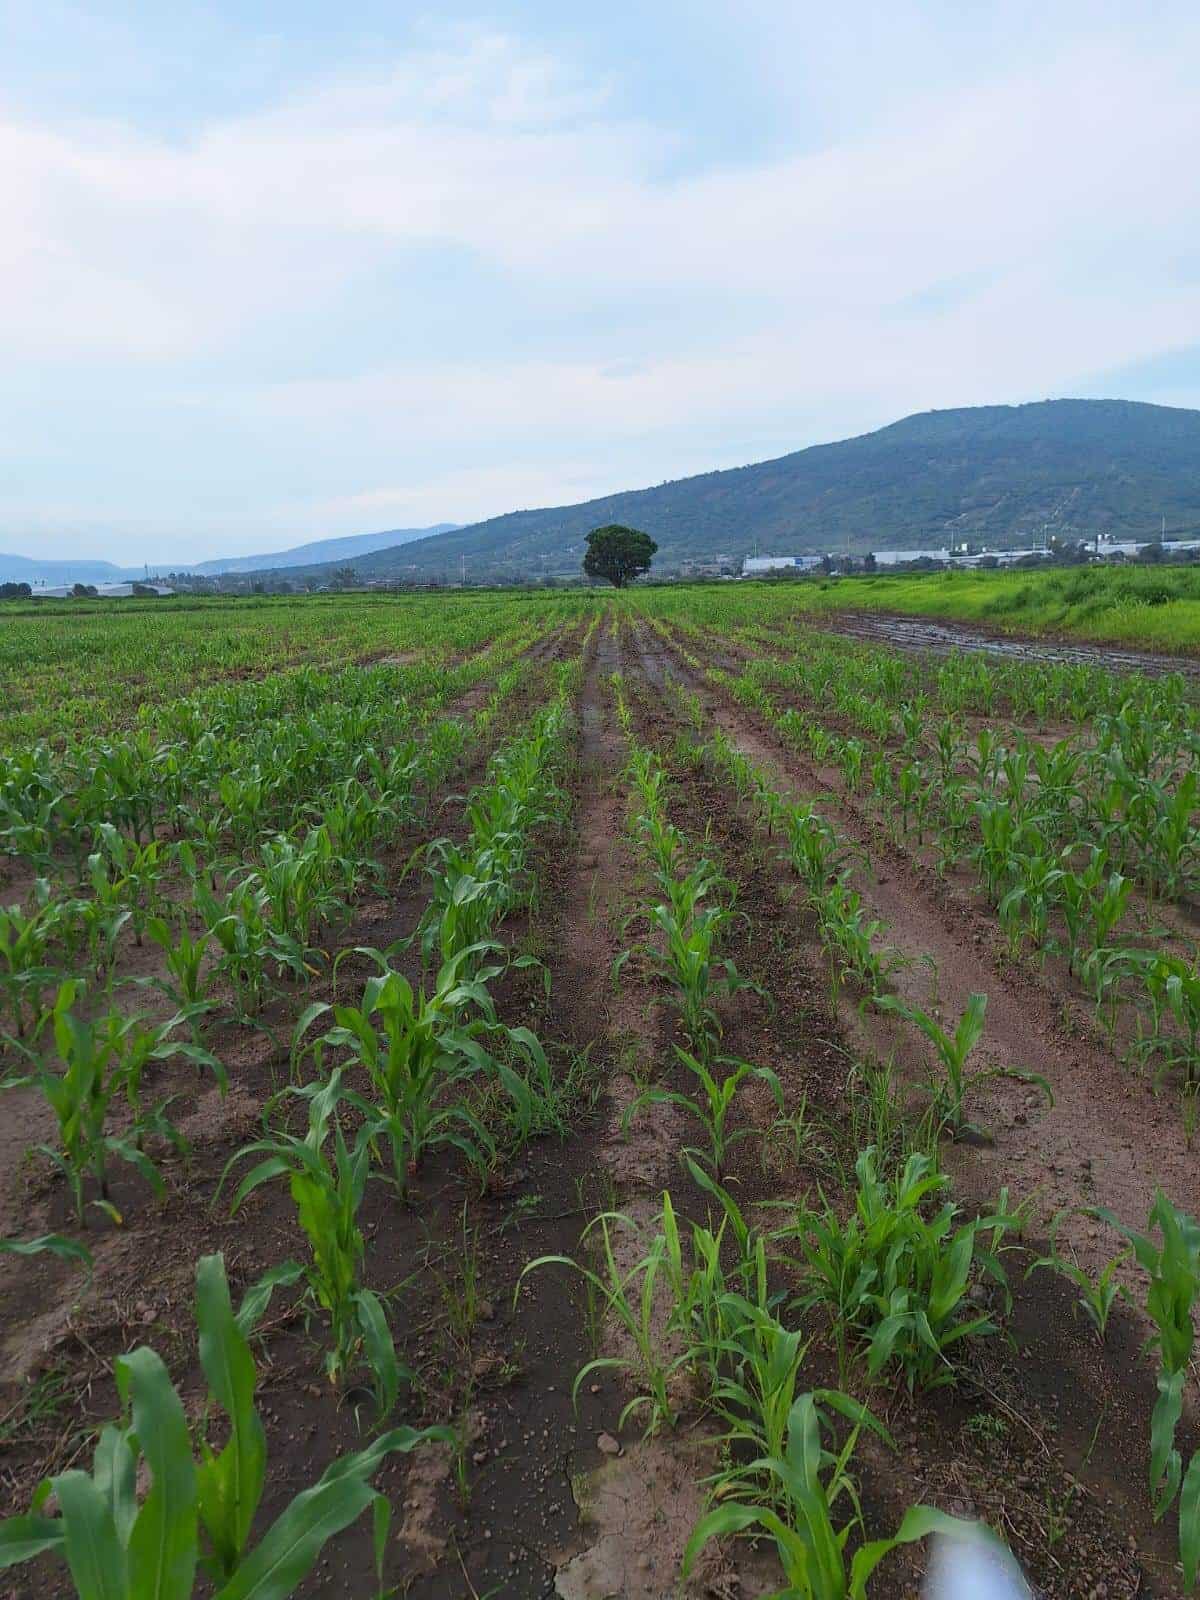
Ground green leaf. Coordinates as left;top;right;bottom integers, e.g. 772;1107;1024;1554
196;1255;266;1579
235;1262;305;1336
371;1495;391;1589
118;1348;198;1600
681;1503;772;1579
0;1234;93;1274
0;1513;65;1568
214;1474;376;1600
851;1507;1002;1598
52;1470;127;1600
93;1426;138;1549
1152;1369;1187;1513
353;1290;400;1418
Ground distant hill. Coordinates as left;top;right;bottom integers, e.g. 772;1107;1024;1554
244;399;1200;583
0;554;142;585
0;525;459;587
182;525;459;575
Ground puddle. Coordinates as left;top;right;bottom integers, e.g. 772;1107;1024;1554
822;611;1200;679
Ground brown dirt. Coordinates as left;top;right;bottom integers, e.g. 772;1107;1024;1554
629;615;1192;1598
2;607;1196;1600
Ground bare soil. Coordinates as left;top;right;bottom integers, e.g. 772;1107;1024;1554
1;611;1196;1599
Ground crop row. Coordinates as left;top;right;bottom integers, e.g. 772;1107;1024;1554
653;616;1200;1111
638;622;1200;1587
0;589;592;745
0;653;585;1595
526;676;1037;1593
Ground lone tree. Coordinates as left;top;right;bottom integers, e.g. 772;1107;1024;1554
583;524;657;588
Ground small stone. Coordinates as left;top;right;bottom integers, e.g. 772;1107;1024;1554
597;1432;621;1456
478;1299;495;1322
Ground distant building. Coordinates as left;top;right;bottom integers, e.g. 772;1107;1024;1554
681;553;737;578
94;582;176;597
741;555;823;577
1094;538;1200;561
954;548;1052;568
872;549;953;567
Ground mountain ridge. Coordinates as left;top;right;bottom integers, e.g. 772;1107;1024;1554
7;399;1200;588
184;524;459;575
0;525;459;587
238;398;1200;583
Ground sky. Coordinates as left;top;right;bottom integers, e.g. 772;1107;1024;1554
2;1;1200;566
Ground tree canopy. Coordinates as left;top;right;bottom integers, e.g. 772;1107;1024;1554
582;524;658;588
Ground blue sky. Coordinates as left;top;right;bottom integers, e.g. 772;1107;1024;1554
2;1;1199;564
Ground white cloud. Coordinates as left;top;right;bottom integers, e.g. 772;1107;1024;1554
0;12;1199;555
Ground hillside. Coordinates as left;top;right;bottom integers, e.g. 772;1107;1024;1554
250;398;1200;583
184;524;459;575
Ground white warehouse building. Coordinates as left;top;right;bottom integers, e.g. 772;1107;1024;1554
741;555;824;576
872;548;952;567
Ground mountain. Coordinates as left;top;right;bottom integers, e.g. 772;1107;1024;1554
0;525;460;587
0;554;143;585
182;525;460;575
243;399;1200;583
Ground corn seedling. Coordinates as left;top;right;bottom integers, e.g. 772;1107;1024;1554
519;1208;689;1435
1093;1192;1200;1582
682;1390;1000;1600
224;1073;403;1414
781;1146;1013;1390
0;1252;448;1596
874;991;1051;1137
1026;1212;1130;1340
622;1045;783;1179
0;984;198;1224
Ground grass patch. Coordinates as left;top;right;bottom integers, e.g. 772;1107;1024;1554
792;565;1200;652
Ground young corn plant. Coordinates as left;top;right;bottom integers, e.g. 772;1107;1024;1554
252;828;354;951
1137;954;1200;1088
874;991;1051;1138
621;863;755;1061
682;1390;999;1600
224;1074;402;1415
780;1146;1013;1391
1094;1192;1200;1583
1057;849;1130;974
1140;771;1199;902
998;848;1066;958
195;878;310;1019
87;822;172;946
1;984;195;1225
621;1045;783;1180
703;1295;812;1502
1025;1212;1129;1340
0;885;64;1036
0;1252;448;1597
143;913;221;1042
813;879;895;999
519;1208;690;1436
293;952;502;1202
